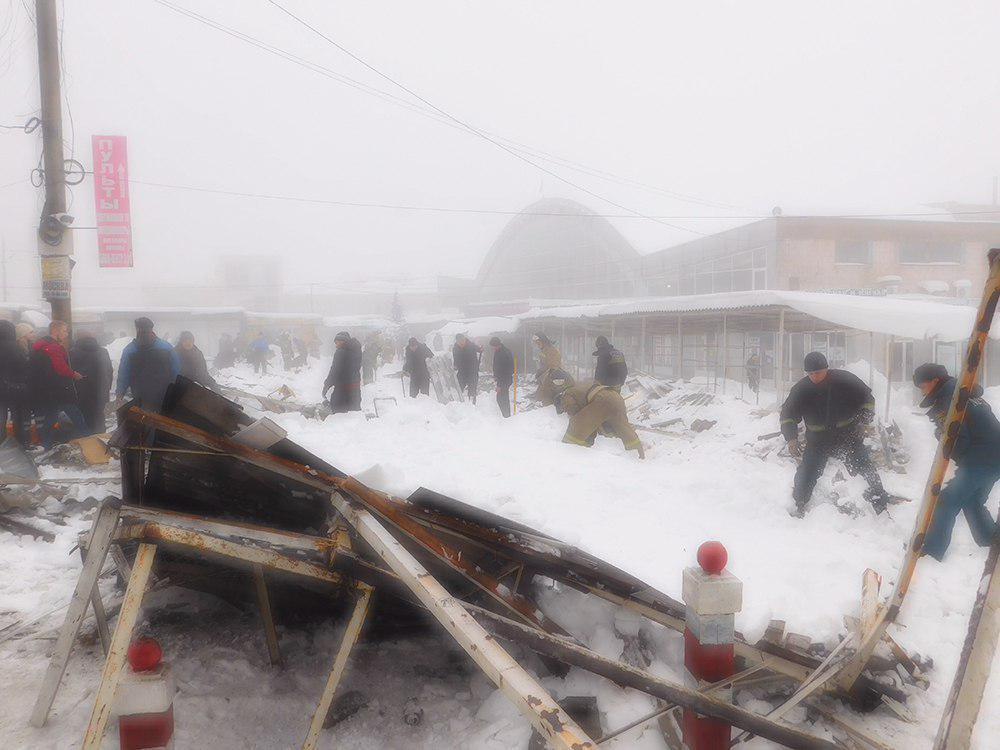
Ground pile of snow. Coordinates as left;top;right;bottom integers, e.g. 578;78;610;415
2;355;999;748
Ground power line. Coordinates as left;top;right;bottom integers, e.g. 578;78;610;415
262;0;704;236
149;0;742;214
122;176;1000;221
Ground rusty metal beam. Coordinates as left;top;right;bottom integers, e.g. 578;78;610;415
119;407;568;636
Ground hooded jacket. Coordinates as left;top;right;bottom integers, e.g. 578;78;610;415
780;369;875;442
921;376;1000;467
324;338;362;393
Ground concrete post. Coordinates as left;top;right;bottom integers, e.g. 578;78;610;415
682;541;743;750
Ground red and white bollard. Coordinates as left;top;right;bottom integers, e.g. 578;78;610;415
115;638;175;750
681;541;742;750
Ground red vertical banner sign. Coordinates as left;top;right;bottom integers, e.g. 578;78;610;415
92;135;134;268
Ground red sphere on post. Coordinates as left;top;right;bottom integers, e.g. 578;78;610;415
127;638;163;673
697;541;728;575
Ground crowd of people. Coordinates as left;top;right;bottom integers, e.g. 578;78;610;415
4;314;995;561
0;317;229;450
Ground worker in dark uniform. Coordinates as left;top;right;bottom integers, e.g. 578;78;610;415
403;337;433;397
780;351;888;516
453;334;482;404
552;377;644;459
593;335;628;391
490;336;515;418
914;363;1000;560
323;331;362;413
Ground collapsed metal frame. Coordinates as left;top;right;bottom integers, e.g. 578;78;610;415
27;384;916;749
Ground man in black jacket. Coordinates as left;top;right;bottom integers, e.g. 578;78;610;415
323;331;362;413
593;335;627;391
914;363;1000;560
453;334;483;404
70;336;113;434
403;337;433;397
490;337;515;418
0;320;29;446
780;351;888;515
175;331;219;392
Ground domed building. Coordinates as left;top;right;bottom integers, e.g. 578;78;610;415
474;198;645;302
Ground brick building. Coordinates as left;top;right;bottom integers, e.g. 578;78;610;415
639;215;1000;300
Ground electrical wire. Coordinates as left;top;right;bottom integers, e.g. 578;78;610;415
264;0;705;236
149;0;743;214
122;176;1000;221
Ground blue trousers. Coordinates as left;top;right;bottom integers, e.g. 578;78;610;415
39;403;90;449
923;465;1000;561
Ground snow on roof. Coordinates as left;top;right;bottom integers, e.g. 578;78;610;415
76;306;245;317
244;311;325;323
918;280;950;294
321;314;397;329
518;289;991;341
430;316;521;342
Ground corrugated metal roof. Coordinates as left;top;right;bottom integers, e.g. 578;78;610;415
518;289;994;341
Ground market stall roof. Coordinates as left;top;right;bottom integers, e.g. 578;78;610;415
518;289;991;341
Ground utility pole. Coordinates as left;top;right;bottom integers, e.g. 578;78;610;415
1;236;7;302
34;0;73;329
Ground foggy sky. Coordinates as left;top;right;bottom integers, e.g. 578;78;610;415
2;0;1000;306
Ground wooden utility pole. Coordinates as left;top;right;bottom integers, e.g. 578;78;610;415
34;0;73;328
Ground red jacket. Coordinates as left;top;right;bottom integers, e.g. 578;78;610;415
33;337;77;379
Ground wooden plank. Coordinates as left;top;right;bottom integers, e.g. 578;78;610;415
29;500;121;728
859;569;881;640
253;563;283;668
933;539;1000;750
329;493;597;750
302;583;373;750
139;523;343;586
733;634;855;745
463;602;840;750
840;250;1000;691
82;542;157;750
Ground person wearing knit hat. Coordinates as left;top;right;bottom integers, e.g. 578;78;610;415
913;363;1000;560
780;351;888;516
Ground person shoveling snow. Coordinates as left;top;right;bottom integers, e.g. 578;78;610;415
552;377;645;459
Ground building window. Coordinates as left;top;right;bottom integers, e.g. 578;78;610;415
900;241;960;264
835;240;872;264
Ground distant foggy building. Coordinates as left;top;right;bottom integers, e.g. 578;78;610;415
473;198;645;302
639;216;1000;299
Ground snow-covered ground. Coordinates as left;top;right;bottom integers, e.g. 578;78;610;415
1;356;998;748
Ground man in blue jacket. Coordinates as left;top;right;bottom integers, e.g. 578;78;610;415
914;363;1000;560
116;317;181;414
